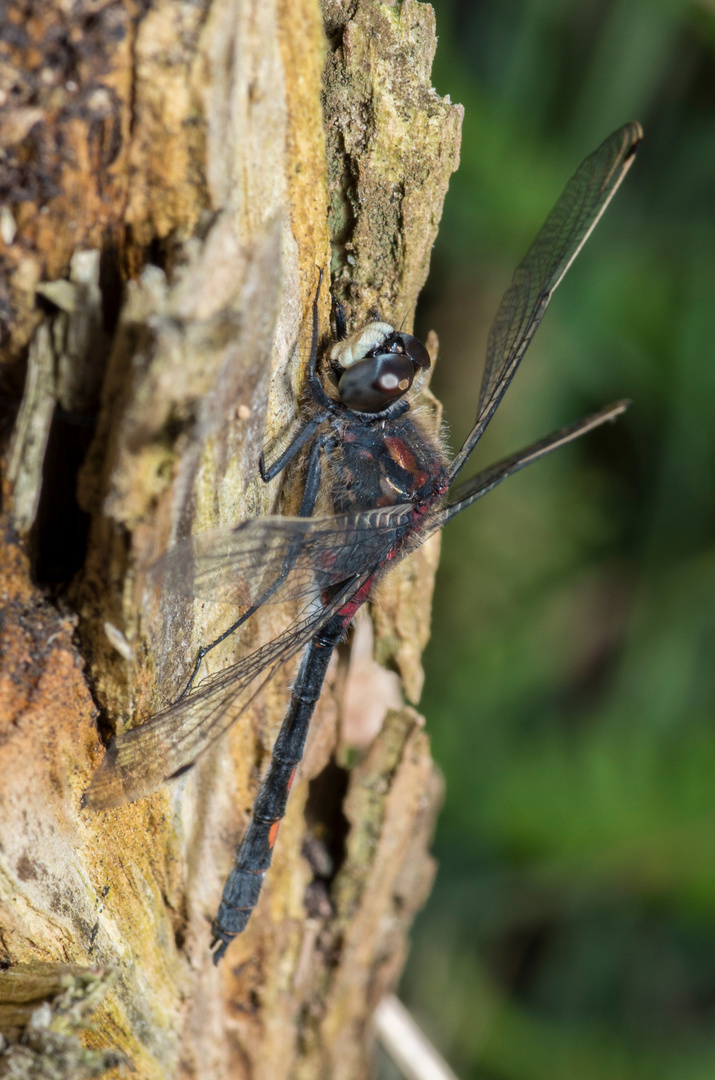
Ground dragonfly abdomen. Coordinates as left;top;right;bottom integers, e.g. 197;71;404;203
211;616;344;961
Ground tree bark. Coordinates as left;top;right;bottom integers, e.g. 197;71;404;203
0;1;462;1076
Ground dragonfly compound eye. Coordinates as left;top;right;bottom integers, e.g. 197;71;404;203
394;332;431;372
338;352;417;412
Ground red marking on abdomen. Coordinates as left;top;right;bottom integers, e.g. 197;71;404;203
268;821;280;849
286;767;297;794
338;575;376;621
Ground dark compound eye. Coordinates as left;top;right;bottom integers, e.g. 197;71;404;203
393;332;431;371
338;352;417;413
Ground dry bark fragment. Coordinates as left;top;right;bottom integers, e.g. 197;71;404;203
0;1;462;1076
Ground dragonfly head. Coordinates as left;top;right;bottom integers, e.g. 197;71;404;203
330;321;430;413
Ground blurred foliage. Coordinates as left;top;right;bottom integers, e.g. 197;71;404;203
393;0;715;1077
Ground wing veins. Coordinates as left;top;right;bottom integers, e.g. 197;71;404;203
84;571;372;809
448;122;642;482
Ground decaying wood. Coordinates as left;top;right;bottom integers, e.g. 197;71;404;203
0;962;124;1078
0;0;462;1075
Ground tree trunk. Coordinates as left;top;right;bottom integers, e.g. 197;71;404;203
0;1;462;1076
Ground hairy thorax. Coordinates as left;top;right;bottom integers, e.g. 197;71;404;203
327;410;449;514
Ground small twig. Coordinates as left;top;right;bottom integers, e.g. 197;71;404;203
374;994;461;1080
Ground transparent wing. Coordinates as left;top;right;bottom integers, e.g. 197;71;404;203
442;401;630;524
398;402;630;559
449;122;642;482
150;505;415;607
86;403;631;811
84;572;373;809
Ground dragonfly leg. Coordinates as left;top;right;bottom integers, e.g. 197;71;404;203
260;267;336;481
331;294;347;341
180;430;335;698
211;615;345;962
305;270;336;411
259;410;327;483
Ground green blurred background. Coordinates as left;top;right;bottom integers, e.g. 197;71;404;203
386;1;715;1077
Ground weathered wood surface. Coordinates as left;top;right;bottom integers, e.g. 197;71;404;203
0;0;462;1075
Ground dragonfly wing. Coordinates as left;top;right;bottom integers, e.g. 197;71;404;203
442;401;630;523
85;572;373;809
150;506;415;607
400;401;631;559
449;122;642;482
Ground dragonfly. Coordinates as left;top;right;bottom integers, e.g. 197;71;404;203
85;122;642;963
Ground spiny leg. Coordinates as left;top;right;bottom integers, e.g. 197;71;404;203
305;269;338;410
258;411;326;483
259;268;335;482
331;294;347;341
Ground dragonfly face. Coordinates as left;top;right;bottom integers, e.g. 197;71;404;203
330;321;431;413
84;123;643;962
